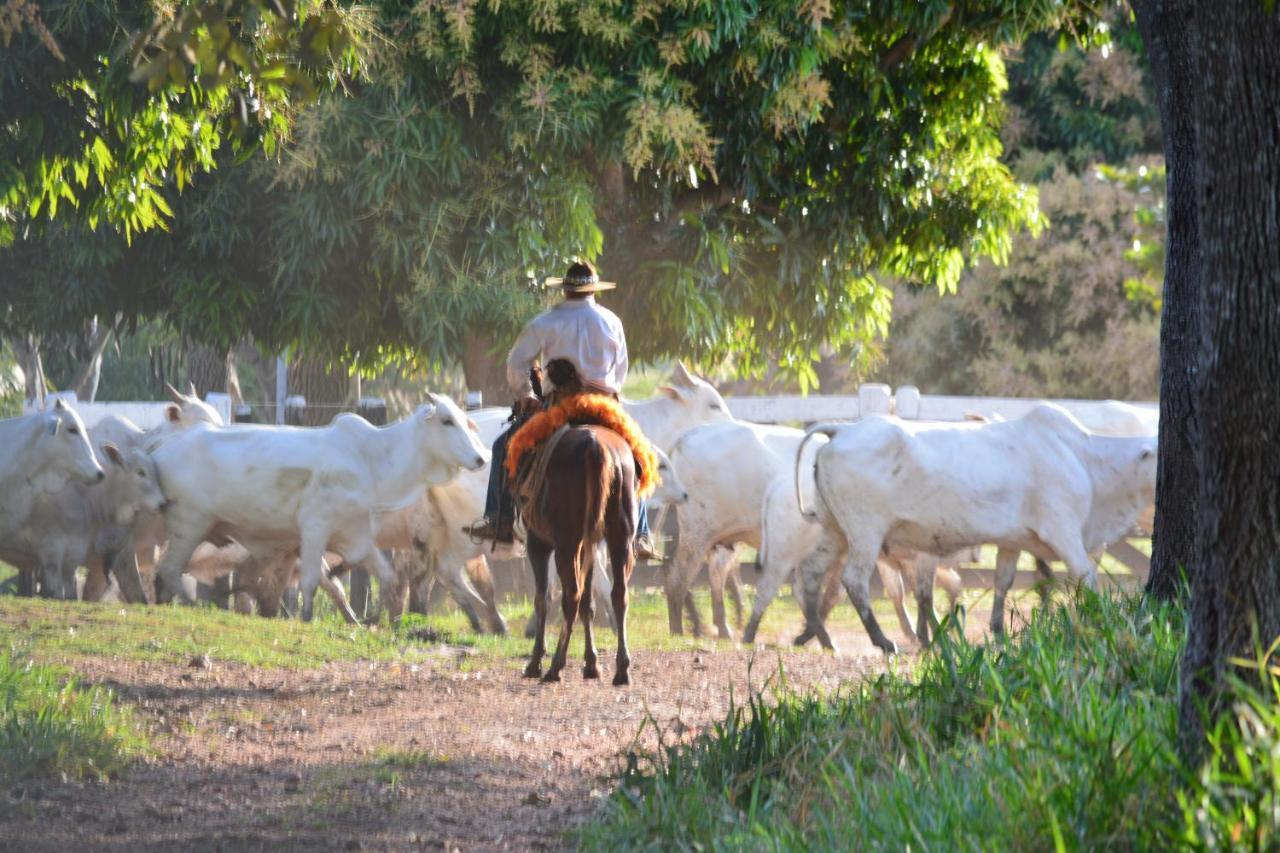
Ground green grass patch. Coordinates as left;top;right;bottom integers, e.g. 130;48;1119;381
585;591;1280;850
0;580;913;673
0;653;147;781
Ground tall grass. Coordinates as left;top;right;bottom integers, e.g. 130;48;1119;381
0;653;147;781
586;592;1280;850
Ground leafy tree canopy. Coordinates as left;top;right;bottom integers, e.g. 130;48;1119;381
0;0;360;243
3;0;1104;386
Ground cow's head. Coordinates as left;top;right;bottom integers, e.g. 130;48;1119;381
656;362;733;432
419;394;490;473
1134;439;1158;505
99;441;168;524
165;382;226;427
648;447;689;508
30;399;105;492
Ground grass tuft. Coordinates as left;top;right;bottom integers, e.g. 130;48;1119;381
585;591;1280;850
0;653;147;781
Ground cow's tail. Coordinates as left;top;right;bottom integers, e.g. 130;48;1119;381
796;423;842;520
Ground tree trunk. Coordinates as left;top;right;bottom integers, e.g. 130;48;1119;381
185;342;228;399
13;335;46;406
69;316;116;403
288;355;352;426
461;333;510;409
1132;0;1202;602
1174;0;1280;759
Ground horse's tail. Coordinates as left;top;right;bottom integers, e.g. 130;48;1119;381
582;434;614;548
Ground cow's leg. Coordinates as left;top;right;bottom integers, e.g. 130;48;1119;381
794;526;847;651
1043;535;1098;591
877;557;916;641
591;543;616;631
359;548;405;624
666;528;709;636
1034;558;1055;607
15;567;35;597
154;524;205;605
991;547;1020;635
524;538;552;678
706;547;736;641
913;557;938;647
727;563;744;629
840;546;898;656
743;551;790;644
466;556;508;636
82;555;110;602
793;562;844;646
318;561;361;625
109;548;149;604
433;558;490;633
542;547;581;684
580;555;599;680
296;533;329;623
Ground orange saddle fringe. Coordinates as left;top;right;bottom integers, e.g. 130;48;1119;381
506;394;660;498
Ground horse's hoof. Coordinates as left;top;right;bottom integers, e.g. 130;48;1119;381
583;665;600;680
523;662;542;679
541;670;562;684
612;672;630;687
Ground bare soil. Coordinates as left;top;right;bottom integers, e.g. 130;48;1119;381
0;615;991;852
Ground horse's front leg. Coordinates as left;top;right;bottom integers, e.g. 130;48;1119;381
524;537;553;678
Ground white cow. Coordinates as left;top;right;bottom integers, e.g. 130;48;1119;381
0;401;105;542
0;441;167;600
0;399;103;512
150;394;489;621
670;420;965;644
84;387;227;603
794;404;1157;653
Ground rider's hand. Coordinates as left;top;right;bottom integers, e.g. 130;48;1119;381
514;395;541;418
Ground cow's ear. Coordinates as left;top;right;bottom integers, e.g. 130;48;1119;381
166;404;182;423
48;415;62;436
100;442;125;467
53;397;66;411
1140;449;1154;461
657;385;686;402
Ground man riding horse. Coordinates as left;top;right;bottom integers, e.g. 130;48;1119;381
464;261;659;561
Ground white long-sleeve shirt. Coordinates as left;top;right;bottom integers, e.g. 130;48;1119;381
506;297;629;396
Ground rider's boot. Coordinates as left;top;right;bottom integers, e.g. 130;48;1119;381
463;517;515;544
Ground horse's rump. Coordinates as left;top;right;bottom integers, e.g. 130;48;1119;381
514;425;634;546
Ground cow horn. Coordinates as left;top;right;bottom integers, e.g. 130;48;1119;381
188;381;199;398
165;382;184;404
672;361;696;387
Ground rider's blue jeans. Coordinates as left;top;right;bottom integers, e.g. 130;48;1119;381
484;423;650;537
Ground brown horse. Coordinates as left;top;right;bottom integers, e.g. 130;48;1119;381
521;425;638;686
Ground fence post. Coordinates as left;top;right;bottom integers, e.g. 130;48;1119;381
894;385;921;420
283;395;307;426
858;383;892;416
347;397;388;621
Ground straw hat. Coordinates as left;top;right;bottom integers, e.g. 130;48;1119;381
545;261;616;293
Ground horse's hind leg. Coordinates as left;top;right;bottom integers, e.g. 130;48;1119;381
580;554;600;680
524;537;552;679
607;518;636;687
542;546;580;684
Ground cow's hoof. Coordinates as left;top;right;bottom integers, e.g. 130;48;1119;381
540;670;562;684
583;664;600;680
523;662;542;679
792;629;815;646
612;671;631;687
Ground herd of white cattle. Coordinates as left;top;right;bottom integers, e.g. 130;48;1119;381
0;363;1158;654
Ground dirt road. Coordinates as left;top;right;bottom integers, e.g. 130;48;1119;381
0;615;991;852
